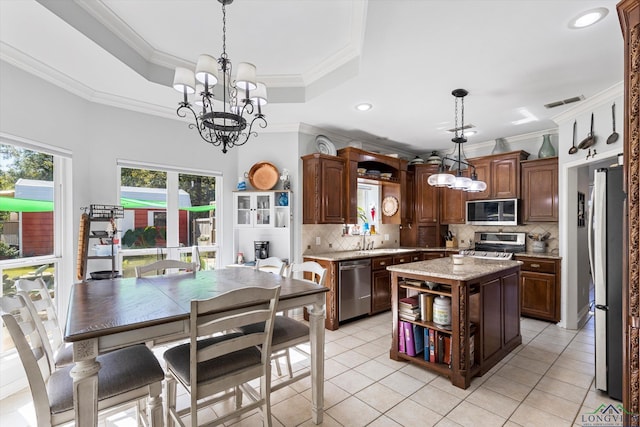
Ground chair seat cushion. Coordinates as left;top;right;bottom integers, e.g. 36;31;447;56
164;333;262;386
48;344;164;414
54;343;74;368
238;316;309;346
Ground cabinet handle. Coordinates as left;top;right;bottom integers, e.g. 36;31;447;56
398;258;405;263
531;263;540;268
380;261;386;266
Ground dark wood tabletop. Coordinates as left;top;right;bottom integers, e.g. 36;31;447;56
64;268;328;343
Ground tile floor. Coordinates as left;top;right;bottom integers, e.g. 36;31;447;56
0;312;620;426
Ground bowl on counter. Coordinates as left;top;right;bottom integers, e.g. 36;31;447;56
451;254;465;265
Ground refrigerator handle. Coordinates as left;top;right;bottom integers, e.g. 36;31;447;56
587;184;596;279
595;304;608;311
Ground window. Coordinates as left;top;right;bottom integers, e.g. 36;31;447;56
118;163;219;277
0;139;69;397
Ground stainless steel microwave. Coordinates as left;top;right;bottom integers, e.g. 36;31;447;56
466;198;519;226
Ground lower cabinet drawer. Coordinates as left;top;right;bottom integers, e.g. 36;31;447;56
372;256;393;270
518;258;556;274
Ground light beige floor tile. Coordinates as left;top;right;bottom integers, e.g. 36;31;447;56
367;414;403;426
355;382;405;413
535;376;589;404
517;345;561;364
379;370;427;396
356;328;389;342
565;341;594;354
557;349;594;364
374;353;408;370
353;342;389;358
330;369;376;394
408;384;463;416
532;333;574;347
301;380;350;409
385;398;443;427
270;384;299;405
552;356;595;375
503;422;524;427
508;402;573;427
466;387;520;419
523;389;582;421
323;357;351;379
506;353;552;375
545;365;594;389
525;340;567;355
272;394;316;427
428;376;477;400
482;375;533;402
333;335;368;350
324;328;349;343
399;361;440;382
355;359;397;381
326;396;381;426
447;401;506;427
435;417;464;426
496;363;543;387
228;411;285;427
581;389;621;413
296;413;342;427
332;348;371;368
324;341;349;358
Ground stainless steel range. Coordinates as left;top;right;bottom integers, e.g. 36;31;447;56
459;232;526;260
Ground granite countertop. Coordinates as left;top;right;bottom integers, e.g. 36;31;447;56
387;257;523;281
514;251;561;260
304;247;460;262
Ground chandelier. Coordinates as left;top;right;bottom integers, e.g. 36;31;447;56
172;0;267;154
428;89;487;192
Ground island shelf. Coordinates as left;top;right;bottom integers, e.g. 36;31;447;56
388;257;522;389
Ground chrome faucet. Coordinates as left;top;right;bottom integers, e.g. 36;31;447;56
361;233;368;250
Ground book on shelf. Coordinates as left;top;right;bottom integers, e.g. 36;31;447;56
399;296;419;310
399;310;420;321
403;321;417;357
412;324;424;355
429;328;436;363
437;333;444;363
398;321;405;353
443;334;452;366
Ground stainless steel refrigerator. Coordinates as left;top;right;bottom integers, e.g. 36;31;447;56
588;166;624;401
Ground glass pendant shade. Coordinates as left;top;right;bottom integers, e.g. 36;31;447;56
173;67;196;94
450;175;472;189
195;54;219;87
466;179;487;192
428;173;456;187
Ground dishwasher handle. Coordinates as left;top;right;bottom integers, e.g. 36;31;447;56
340;264;370;271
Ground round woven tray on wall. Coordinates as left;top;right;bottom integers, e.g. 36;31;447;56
248;161;279;190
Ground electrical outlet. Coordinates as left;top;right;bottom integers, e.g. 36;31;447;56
329;243;332;248
315;237;321;246
307;245;311;250
384;234;390;241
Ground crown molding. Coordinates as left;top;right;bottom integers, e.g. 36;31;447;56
552;81;623;124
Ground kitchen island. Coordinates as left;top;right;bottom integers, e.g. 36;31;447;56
388;256;522;389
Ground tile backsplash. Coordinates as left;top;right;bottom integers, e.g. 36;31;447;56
302;223;559;256
302;224;400;254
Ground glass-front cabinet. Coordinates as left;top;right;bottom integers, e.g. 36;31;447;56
233;192;275;228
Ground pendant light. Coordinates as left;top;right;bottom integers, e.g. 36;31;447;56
428;89;487;192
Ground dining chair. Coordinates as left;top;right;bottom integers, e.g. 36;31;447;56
239;261;326;390
163;286;280;427
135;259;197;278
255;256;286;276
0;293;165;427
16;278;73;369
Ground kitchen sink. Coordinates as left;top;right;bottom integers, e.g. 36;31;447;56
355;248;413;255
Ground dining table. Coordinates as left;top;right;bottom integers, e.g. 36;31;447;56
64;267;329;426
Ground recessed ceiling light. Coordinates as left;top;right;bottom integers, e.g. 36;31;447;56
568;7;608;29
356;103;372;111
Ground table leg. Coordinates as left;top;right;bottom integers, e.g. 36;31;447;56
308;296;325;424
70;339;100;426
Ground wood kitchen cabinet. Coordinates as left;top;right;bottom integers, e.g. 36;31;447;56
371;256;393;314
440;172;467;224
414;164;440;224
515;255;561;323
302;153;346;224
467;151;530;200
521;157;558;222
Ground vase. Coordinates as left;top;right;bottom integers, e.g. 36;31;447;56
538;134;556;158
491;138;509;154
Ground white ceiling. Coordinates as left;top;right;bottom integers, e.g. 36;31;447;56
0;0;623;155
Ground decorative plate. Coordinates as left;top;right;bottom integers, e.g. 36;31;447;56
382;196;399;217
315;135;337;156
248;161;279;190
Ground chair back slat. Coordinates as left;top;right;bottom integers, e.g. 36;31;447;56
255;257;286;276
17;278;63;356
135;259;197;278
288;261;327;286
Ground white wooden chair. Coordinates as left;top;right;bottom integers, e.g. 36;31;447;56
16;278;73;369
163;286;280;427
135;259;197;278
255;257;286;276
0;294;165;427
239;261;326;390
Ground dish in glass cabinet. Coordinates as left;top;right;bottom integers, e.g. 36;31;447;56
382;196;399;216
315;135;337;156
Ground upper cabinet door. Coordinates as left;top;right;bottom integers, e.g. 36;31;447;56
233;192;275;228
492;156;520;199
466;158;491;201
414;165;439;224
302;154;346;224
521;157;558;222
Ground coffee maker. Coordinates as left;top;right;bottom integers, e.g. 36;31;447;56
254;241;269;260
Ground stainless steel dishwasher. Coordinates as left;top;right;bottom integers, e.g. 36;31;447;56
338;258;371;322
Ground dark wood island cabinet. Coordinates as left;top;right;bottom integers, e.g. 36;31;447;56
388;257;522;389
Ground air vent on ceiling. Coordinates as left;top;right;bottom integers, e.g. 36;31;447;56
544;95;585;109
446;124;475;133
